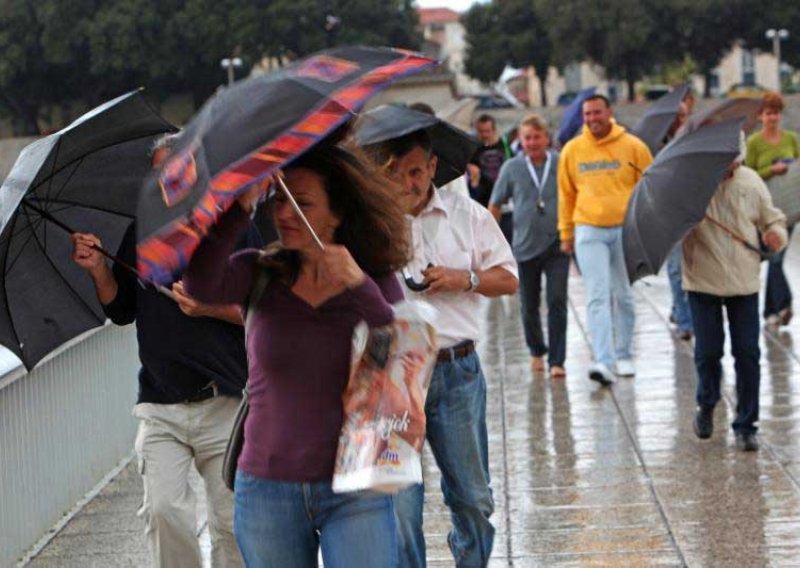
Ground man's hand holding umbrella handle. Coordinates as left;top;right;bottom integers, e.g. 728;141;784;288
172;281;243;325
560;239;575;256
71;232;118;305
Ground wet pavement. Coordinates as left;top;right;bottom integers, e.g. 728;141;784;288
27;235;800;567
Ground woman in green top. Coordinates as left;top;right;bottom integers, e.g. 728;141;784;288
746;91;800;327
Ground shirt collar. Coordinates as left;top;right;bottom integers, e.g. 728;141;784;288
417;185;449;218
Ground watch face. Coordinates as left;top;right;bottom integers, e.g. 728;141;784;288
470;271;479;289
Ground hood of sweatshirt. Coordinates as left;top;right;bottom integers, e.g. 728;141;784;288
581;120;627;146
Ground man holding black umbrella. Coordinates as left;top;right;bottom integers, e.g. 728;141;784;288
71;135;260;568
359;113;518;567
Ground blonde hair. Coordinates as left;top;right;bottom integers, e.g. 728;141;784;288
519;114;550;135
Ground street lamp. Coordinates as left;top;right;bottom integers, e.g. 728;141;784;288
221;57;243;86
765;28;789;92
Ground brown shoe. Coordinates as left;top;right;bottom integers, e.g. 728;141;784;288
549;365;566;378
531;356;545;372
779;307;793;326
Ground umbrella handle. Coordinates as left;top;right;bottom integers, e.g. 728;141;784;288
275;176;326;251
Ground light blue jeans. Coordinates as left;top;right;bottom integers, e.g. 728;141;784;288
574;225;636;367
234;472;397;567
393;349;495;567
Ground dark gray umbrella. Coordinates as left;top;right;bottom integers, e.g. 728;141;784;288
0;90;176;369
353;104;480;187
678;98;761;136
623;117;744;283
630;83;690;155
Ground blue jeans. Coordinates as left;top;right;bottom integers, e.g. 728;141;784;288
667;244;693;333
574;225;636;367
518;242;570;366
234;472;398;567
764;224;794;318
394;350;495;567
688;292;760;434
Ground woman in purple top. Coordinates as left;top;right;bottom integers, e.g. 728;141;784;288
184;143;409;567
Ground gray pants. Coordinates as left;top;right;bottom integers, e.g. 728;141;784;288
133;396;243;568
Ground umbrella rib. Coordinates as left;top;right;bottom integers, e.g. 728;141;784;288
4;208;47;273
26;132;166;198
25;218;105;326
24;196;136;221
45;156;83;205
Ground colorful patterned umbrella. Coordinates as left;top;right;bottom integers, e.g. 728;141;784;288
137;46;435;284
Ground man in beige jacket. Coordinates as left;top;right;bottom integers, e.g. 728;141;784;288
682;156;787;451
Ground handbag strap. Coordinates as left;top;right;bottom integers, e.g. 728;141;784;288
245;266;271;336
241;266;271;395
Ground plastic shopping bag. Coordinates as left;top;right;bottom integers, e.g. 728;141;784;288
332;300;437;493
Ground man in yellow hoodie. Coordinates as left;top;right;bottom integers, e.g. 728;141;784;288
558;95;653;385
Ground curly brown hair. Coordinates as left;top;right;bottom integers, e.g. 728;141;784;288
259;141;410;283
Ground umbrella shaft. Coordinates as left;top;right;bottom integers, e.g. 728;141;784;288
22;198;176;300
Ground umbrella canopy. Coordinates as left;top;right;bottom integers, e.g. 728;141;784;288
556;87;596;148
679;98;761;137
137;46;435;285
766;160;800;225
623;118;744;283
353;104;480;187
630;83;690;155
0;90;176;369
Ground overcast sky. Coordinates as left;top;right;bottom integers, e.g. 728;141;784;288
414;0;482;13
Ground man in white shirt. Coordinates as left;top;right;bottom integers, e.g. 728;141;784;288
363;129;518;567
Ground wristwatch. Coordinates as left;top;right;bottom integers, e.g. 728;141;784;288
467;270;480;292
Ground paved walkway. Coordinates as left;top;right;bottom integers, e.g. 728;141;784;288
27;236;800;566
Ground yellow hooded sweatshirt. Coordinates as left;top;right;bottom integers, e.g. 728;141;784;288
557;121;653;241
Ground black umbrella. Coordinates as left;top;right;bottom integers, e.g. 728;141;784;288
136;47;435;285
630;83;690;155
0;90;176;369
623;118;744;283
353;104;480;187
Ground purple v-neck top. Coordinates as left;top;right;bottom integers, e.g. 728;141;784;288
184;203;402;481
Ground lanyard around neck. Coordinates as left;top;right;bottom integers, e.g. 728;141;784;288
525;151;551;194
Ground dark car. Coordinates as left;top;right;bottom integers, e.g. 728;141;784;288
473;95;515;109
557;91;579;106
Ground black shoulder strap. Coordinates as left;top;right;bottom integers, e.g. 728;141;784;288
245;267;271;337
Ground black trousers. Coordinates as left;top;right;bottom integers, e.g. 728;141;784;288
518;242;570;366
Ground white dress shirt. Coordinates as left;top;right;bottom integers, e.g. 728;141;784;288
403;188;518;348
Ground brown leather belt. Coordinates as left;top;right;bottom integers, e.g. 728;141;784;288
437;340;475;362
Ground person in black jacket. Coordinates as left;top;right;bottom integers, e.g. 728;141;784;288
70;134;261;567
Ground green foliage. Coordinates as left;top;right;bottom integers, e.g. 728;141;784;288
464;0;553;103
0;0;420;135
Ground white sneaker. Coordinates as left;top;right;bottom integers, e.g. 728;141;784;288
614;359;636;377
588;363;615;386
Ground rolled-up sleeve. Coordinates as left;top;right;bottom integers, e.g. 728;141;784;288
470;201;518;276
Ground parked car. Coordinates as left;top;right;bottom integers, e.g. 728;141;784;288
726;83;768;98
557;91;579;106
472;94;515;109
643;84;670;101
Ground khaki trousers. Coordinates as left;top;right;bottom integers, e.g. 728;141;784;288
133;396;243;568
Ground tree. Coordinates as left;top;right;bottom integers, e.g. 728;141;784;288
464;0;553;105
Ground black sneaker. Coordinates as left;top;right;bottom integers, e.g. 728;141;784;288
693;406;714;439
735;431;759;452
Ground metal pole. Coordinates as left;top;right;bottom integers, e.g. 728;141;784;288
774;34;782;93
227;64;234;86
